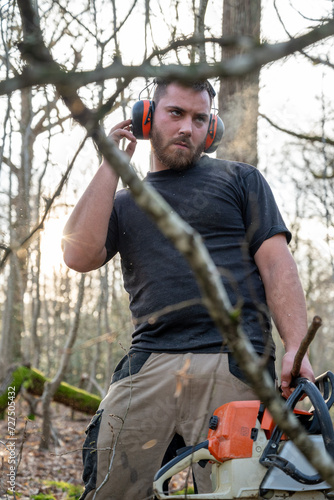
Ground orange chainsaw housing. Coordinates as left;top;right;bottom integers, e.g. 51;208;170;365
207;401;311;463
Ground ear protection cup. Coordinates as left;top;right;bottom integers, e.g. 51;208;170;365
131;100;224;153
131;100;155;139
204;115;225;154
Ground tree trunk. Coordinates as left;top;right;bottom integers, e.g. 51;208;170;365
218;0;261;166
0;88;34;378
0;365;101;416
40;273;86;449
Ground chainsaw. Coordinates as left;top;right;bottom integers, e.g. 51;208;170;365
153;371;334;499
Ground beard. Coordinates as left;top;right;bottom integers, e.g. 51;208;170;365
150;127;205;171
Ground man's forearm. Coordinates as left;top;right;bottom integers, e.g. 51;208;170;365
266;258;308;351
254;234;315;396
62;119;137;272
62;161;119;272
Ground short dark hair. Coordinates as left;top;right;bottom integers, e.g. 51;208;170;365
152;77;216;106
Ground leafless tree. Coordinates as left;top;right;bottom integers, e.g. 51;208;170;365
1;0;334;486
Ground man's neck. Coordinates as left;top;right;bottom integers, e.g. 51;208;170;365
150;153;170;172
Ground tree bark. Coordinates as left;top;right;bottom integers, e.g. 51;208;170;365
0;87;34;378
218;0;261;166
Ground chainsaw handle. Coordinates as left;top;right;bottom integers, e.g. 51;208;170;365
285;377;334;456
153;440;216;499
291;371;334;407
314;371;334;410
264;454;326;485
289;374;334;440
261;374;334;484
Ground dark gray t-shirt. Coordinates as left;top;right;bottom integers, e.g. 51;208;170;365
104;156;291;356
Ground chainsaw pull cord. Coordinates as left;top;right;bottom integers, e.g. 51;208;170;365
260;373;334;485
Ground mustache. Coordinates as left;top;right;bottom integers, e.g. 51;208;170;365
167;136;193;149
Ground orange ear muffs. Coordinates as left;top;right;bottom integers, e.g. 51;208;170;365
204;115;225;154
131;100;155;139
131;100;224;153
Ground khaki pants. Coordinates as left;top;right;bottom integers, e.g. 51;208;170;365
80;352;262;500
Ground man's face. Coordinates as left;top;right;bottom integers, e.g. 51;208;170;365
150;83;211;171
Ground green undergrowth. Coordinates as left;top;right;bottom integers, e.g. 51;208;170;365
30;495;55;500
30;480;83;499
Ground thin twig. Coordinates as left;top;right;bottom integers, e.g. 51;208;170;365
291;315;322;379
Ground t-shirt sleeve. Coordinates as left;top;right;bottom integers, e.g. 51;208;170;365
103;205;119;264
242;169;291;257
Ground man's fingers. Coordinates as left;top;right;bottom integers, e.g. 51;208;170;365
108;119;132;134
280;350;315;399
105;120;137;160
125;140;137;157
106;119;137;159
111;128;136;145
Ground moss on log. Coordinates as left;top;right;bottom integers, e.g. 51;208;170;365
0;365;101;415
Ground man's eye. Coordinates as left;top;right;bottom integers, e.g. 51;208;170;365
171;110;181;116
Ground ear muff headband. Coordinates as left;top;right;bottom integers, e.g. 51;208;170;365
131;99;224;153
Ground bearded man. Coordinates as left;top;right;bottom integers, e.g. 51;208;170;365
62;78;314;499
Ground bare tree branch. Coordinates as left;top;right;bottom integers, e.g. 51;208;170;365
260;113;334;146
1;18;334;96
191;0;209;63
291;315;322;378
273;0;334;68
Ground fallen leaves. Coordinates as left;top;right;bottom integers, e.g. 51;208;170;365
0;398;86;499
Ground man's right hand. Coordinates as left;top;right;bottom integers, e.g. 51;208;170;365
108;119;137;159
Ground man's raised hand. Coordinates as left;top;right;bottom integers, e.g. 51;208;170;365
108;119;137;159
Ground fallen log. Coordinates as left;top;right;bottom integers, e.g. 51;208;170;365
0;365;101;415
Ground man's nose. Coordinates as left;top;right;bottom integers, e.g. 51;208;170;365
179;117;192;136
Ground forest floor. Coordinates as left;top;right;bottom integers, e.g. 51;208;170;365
0;399;87;499
0;399;192;499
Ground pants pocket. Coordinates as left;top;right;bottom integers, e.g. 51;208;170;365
80;409;104;500
228;352;276;384
111;350;151;384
